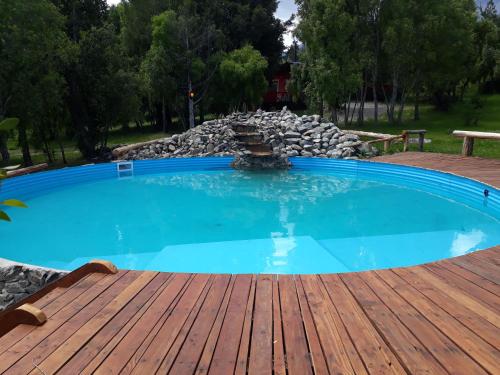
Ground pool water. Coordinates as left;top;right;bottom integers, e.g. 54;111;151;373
1;169;499;273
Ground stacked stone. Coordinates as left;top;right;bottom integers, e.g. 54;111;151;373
123;107;377;160
0;264;66;310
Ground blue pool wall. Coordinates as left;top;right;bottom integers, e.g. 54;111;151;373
1;157;499;218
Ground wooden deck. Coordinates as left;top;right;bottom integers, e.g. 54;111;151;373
0;248;498;374
373;152;500;188
0;153;499;374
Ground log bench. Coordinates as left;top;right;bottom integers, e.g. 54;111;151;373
402;129;426;152
346;129;427;152
452;130;500;156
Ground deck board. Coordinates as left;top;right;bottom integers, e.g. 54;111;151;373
0;250;498;374
372;152;500;188
1;154;499;374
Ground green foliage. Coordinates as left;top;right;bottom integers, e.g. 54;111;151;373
219;45;268;110
0;0;72;165
295;0;489;123
0;118;19;132
0;167;27;222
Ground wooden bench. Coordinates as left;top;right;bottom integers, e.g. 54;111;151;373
346;129;427;152
402;129;426;152
452;130;500;156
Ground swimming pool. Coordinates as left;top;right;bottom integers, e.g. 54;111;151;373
1;157;499;274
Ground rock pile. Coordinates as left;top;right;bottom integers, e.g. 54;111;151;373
0;263;66;310
122;107;376;160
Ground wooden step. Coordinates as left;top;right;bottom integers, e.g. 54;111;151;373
235;132;260;137
249;151;274;157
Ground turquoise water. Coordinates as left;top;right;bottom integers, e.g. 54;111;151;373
1;169;499;273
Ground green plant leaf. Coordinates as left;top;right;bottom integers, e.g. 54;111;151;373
0;118;19;131
0;210;11;221
1;199;27;208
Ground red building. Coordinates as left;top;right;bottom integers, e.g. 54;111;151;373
263;63;292;108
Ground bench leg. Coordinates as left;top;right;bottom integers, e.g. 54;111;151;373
462;136;474;156
403;134;409;152
418;133;425;152
384;140;391;152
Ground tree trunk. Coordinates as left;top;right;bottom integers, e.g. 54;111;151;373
344;95;351;127
357;82;367;125
372;76;378;125
18;123;32;166
59;140;67;164
199;99;205;124
68;71;94;159
414;86;420;121
162;96;167;133
0;135;9;162
188;78;195;129
397;89;406;124
388;72;399;124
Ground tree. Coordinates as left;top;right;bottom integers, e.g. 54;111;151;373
218;45;268;111
0;119;27;222
141;6;223;129
141;10;178;132
296;0;363;124
72;24;141;157
0;0;71;166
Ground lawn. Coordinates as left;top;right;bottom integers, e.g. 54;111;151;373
344;94;500;158
1;94;500;169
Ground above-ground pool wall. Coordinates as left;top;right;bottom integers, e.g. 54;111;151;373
291;158;500;217
1;156;499;217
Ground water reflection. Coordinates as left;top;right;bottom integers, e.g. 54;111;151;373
139;170;375;204
450;229;486;257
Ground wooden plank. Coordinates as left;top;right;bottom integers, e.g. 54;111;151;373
0;271;132;374
372;153;500;188
472;247;500;265
164;274;231;375
58;273;171;373
78;273;176;374
422;264;500;321
377;269;500;374
365;270;488;374
207;274;253;374
298;275;356;374
194;275;236;375
278;275;313;375
129;273;211;374
0;273;103;355
452;254;500;285
119;274;195;374
272;275;286;375
93;273;193;375
340;272;448;374
27;271;158;374
394;267;500;348
234;275;257;375
438;260;500;296
156;275;215;373
247;275;273;375
453;130;500;140
166;275;231;374
320;274;406;374
6;163;48;177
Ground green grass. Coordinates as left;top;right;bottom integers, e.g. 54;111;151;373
1;123;173;169
343;94;500;158
1;96;499;169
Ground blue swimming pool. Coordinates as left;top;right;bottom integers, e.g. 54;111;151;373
1;157;499;274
